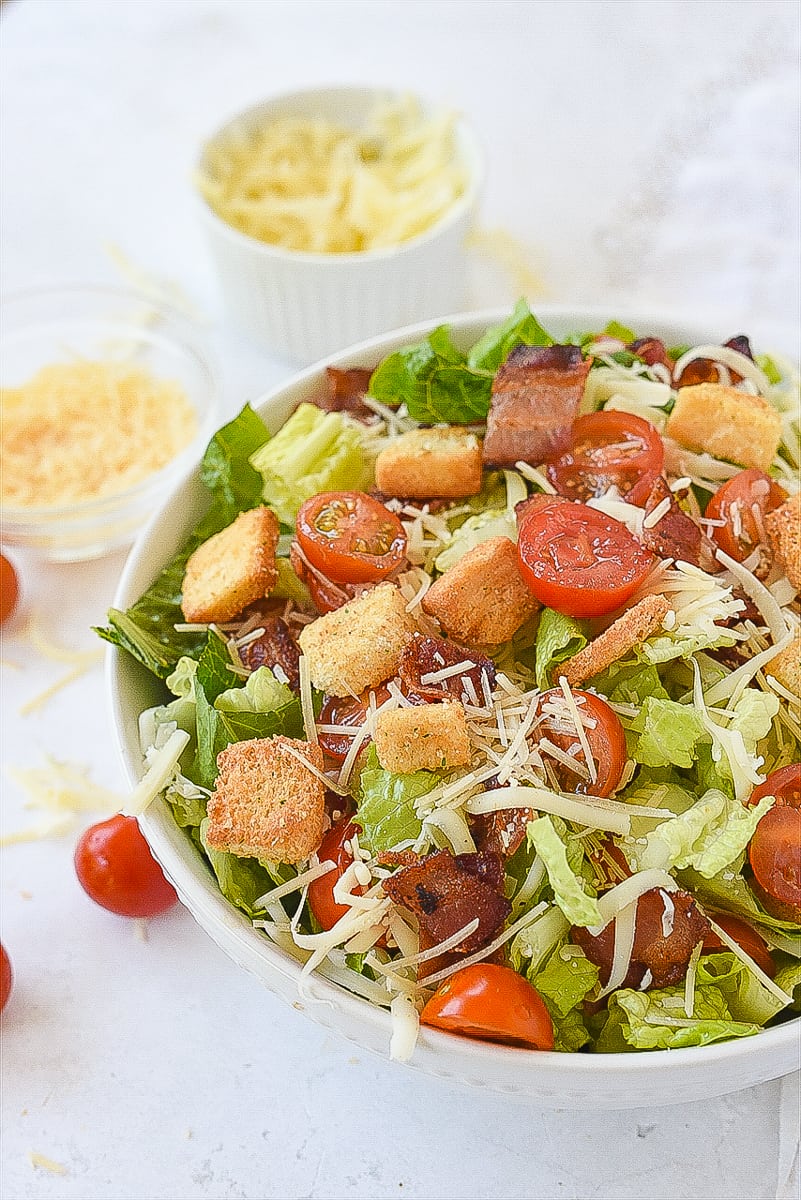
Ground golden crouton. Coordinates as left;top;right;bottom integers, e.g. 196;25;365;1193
422;536;539;645
373;701;471;773
181;506;279;623
767;632;801;698
765;492;801;590
298;582;416;697
665;383;782;473
561;595;672;687
206;736;325;864
374;427;483;499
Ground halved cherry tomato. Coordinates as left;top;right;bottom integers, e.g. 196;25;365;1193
317;687;392;762
702;913;776;977
748;764;801;810
0;554;19;624
748;807;801;920
546;411;664;503
421;963;554;1050
517;498;654;618
295;492;407;584
534;688;627;796
0;944;12;1012
704;469;787;563
74;815;178;918
308;819;361;931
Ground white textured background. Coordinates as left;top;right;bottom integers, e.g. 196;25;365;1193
1;2;799;1198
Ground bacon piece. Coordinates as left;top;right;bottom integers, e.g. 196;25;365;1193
238;614;301;690
482;345;591;469
674;335;754;387
628;337;673;371
572;887;709;990
639;476;702;567
289;541;367;614
398;633;496;703
381;849;511;955
315;367;376;421
471;807;532;858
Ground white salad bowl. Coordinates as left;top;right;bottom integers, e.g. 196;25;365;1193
108;306;800;1109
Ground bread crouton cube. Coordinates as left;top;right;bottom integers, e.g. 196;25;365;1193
561;595;672;688
766;632;801;698
298;582;416;697
373;701;470;773
374;427;483;499
181;506;279;623
421;536;539;645
205;736;325;864
765;492;801;590
665;383;782;473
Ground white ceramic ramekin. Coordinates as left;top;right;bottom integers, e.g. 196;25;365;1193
196;86;483;364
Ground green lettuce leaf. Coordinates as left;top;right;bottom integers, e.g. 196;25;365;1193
595;661;670;707
367;325;493;424
199;817;275;917
697;952;791;1025
466;298;554;373
166;656;199;699
600;983;760;1051
249;403;375;525
774;961;801;1009
549;1005;593;1052
530;946;599;1018
509;906;570;973
678;866;801;941
629;697;707;769
434;509;517;572
527;816;601;927
354;745;431;853
629;788;774;878
533;608;588;691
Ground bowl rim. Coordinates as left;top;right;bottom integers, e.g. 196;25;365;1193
109;302;800;1093
0;282;221;520
195;83;484;265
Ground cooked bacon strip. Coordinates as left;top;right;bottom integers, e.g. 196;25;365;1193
482;345;591;468
640;476;702;567
316;367;376;421
381;849;511;955
238;614;301;691
628;337;673;371
471;807;532;858
398;633;496;703
289;541;368;614
674;335;754;387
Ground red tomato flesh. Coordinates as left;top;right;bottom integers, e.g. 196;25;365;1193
296;491;407;584
0;944;12;1012
748;807;801;919
546;411;664;503
517;498;654;617
748;764;801;810
421;963;554;1050
534;688;627;796
704;469;787;563
74;815;178;918
308;820;360;931
0;554;19;624
702;913;776;977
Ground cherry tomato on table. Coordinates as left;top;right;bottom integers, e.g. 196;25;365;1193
748;806;801;922
1;943;13;1011
74;815;178;918
421;963;554;1050
702;912;776;977
308;819;361;931
748;764;801;810
517;498;654;618
0;554;19;624
546;411;665;504
703;469;787;564
295;492;407;584
317;687;392;762
534;688;627;797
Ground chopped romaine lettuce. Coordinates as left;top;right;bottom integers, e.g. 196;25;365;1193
367;326;492;424
354;745;430;853
434;508;517;572
629;697;706;769
628;788;774;878
530;945;599;1018
533;608;588;691
466;298;554;373
509;906;570;974
527;816;601;927
199;817;276;917
166;656;199;699
597;983;760;1051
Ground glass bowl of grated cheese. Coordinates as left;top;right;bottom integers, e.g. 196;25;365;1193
0;285;219;562
195;86;484;365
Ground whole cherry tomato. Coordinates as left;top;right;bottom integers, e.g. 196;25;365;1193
702;913;776;977
74;815;178;918
317;687;392;762
1;944;13;1012
295;492;407;584
748;807;801;921
0;554;19;624
421;963;554;1050
517;498;654;618
308;819;361;931
546;411;664;503
704;469;787;563
748;764;801;810
534;688;627;796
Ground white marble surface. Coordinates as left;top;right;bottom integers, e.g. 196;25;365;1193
1;2;799;1198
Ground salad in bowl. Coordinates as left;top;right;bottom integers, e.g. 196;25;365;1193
101;302;800;1088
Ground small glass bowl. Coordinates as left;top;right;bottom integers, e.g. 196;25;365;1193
0;284;219;561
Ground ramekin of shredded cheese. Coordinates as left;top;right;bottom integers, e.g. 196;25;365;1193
195;87;483;363
0;285;218;561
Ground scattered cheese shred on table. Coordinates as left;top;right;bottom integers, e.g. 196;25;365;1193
27;1151;67;1176
0;360;197;508
0;757;122;846
18;613;104;715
